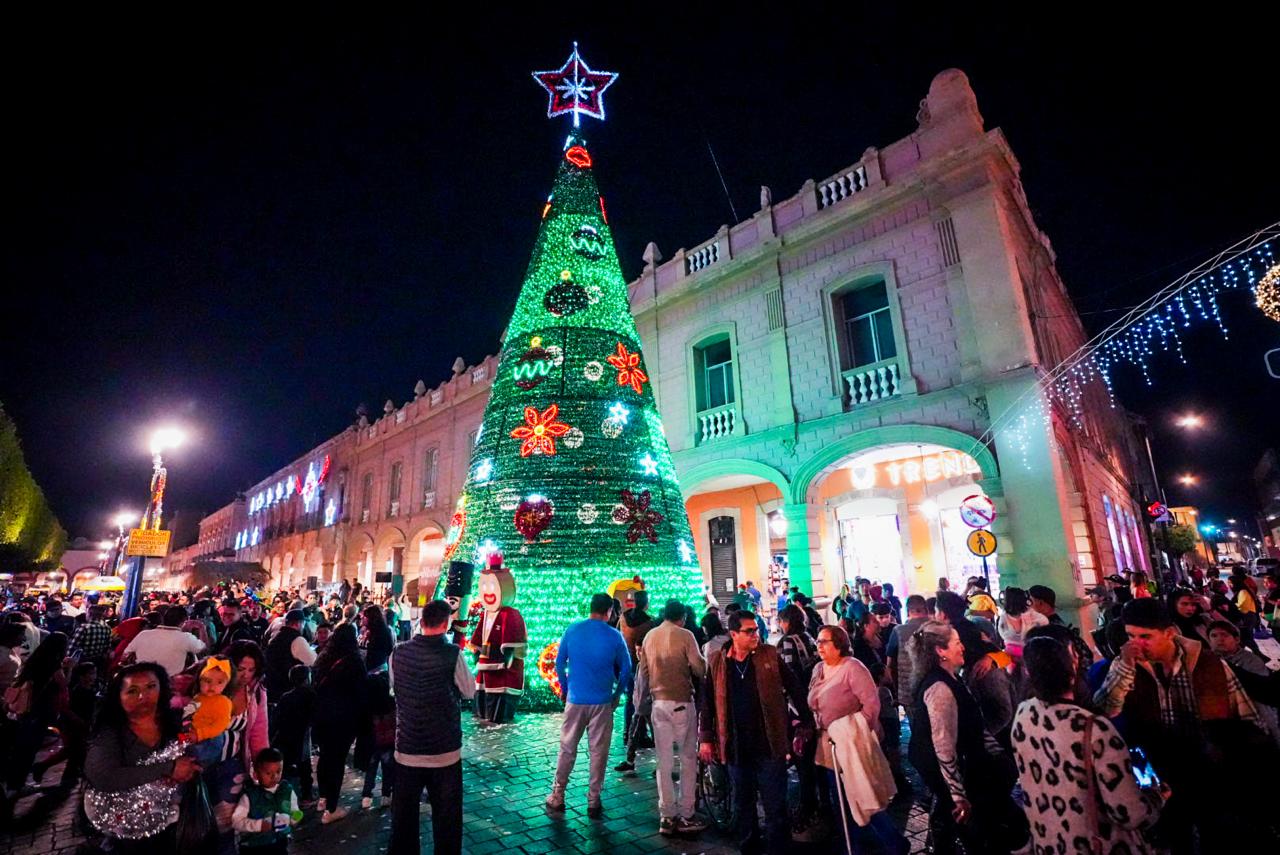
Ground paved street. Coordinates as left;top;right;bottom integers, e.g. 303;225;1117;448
2;710;931;854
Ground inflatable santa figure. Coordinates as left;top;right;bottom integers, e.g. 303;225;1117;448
468;552;527;723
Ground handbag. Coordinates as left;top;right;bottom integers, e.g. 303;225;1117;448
1080;715;1106;855
174;777;218;854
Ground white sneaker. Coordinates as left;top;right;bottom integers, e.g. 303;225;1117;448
321;806;349;824
361;796;373;810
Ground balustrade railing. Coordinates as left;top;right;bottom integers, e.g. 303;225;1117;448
697;403;737;444
818;164;869;209
842;358;902;406
685;241;721;274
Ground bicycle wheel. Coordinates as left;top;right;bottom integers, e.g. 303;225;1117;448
696;759;735;829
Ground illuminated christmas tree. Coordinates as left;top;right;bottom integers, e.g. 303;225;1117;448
445;46;701;707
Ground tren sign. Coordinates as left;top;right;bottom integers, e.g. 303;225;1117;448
849;450;982;491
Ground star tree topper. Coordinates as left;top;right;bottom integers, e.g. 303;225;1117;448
532;43;618;128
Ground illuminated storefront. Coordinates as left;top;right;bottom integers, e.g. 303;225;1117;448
815;445;995;597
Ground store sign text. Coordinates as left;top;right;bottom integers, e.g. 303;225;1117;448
851;451;982;491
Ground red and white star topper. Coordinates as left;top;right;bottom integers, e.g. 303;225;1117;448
532;43;618;128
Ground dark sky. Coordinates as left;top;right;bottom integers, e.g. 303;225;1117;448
3;9;1277;541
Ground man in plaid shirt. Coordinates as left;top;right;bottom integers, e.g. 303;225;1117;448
1094;597;1265;849
69;605;114;665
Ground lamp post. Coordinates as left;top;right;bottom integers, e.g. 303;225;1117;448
122;428;184;618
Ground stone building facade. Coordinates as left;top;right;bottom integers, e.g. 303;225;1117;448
163;70;1148;621
629;70;1148;616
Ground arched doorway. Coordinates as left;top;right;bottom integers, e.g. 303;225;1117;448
680;459;791;601
811;442;996;597
372;527;407;598
406;523;446;603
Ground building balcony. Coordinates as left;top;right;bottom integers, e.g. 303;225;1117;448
842;357;903;407
697;403;739;446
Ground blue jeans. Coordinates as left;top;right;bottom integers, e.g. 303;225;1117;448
727;756;788;854
185;733;227;766
825;769;907;854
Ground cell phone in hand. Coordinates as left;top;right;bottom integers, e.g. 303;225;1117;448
1130;747;1160;789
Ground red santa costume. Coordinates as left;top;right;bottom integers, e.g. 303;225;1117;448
468;553;527;722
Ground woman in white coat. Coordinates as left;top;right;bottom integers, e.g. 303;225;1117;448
808;625;908;855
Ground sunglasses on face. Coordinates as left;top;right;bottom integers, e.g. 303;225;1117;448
733;627;759;634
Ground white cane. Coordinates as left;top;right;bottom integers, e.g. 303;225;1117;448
829;734;853;855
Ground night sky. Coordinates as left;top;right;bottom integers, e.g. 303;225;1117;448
3;10;1276;542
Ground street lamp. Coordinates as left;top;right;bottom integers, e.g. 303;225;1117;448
1175;413;1204;430
123;427;187;618
1178;474;1198;487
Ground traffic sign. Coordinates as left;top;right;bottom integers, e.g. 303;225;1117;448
959;494;996;528
966;529;998;557
125;528;171;557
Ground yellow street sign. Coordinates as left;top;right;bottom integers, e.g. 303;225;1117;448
966;529;997;558
126;528;172;558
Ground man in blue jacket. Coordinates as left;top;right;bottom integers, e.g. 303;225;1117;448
546;593;632;819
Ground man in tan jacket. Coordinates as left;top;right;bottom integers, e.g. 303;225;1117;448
638;599;707;837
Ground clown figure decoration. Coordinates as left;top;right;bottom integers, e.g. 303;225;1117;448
468;552;527;723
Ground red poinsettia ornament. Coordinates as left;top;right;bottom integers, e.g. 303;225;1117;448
510;404;572;457
617;489;664;544
606;342;648;394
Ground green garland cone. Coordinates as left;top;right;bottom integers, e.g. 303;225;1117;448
446;132;701;709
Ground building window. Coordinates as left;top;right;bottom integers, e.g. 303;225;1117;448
361;472;373;523
388;462;403;517
838;281;896;369
422;448;438;508
694;336;735;411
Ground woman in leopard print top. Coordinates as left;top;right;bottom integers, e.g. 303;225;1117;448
1012;637;1166;854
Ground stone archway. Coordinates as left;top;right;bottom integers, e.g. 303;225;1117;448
405;521;446;603
791;424;999;505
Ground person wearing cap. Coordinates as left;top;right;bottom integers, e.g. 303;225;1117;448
264;609;317;703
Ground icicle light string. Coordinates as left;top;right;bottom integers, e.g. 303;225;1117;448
964;222;1278;464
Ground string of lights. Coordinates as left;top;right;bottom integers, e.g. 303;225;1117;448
966;222;1278;464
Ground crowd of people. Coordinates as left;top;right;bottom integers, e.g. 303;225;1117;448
1;561;1277;855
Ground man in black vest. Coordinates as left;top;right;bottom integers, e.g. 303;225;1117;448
264;609;316;703
388;599;475;855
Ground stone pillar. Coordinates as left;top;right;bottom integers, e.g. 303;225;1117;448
986;374;1080;617
782;502;821;597
391;546;405;596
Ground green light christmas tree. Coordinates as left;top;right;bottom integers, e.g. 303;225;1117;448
443;45;701;708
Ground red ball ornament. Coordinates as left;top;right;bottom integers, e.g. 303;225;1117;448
515;496;554;541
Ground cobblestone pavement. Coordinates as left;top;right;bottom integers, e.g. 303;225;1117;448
2;711;931;854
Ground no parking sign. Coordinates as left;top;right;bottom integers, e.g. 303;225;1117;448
959;494;996;529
